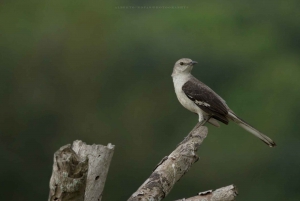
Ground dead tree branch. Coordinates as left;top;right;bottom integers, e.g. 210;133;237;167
174;185;238;201
48;140;114;201
128;123;210;201
48;122;238;200
128;122;237;201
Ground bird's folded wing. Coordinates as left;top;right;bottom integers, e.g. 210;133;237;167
182;78;229;124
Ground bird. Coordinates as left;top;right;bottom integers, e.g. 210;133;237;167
172;58;276;147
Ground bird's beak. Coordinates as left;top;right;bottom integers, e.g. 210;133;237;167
190;61;198;66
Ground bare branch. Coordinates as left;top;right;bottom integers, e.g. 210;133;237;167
128;123;208;201
174;185;238;201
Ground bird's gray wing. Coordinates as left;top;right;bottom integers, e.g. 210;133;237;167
182;78;229;124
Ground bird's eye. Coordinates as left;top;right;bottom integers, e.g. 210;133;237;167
179;62;184;66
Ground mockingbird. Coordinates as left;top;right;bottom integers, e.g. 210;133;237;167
172;58;276;147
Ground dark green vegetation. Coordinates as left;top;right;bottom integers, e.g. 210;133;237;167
1;1;300;200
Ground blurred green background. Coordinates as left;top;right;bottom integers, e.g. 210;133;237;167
1;0;300;200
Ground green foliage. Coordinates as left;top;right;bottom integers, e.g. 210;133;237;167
0;0;299;200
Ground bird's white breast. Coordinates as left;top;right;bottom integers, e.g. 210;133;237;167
172;74;203;115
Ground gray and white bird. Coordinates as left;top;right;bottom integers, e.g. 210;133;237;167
172;58;276;147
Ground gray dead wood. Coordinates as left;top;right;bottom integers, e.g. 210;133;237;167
48;140;115;201
128;122;209;201
48;144;88;201
174;185;238;201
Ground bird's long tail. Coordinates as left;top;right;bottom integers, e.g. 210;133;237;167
227;111;276;147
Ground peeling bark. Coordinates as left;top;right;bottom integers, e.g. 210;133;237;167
48;144;88;201
48;141;114;201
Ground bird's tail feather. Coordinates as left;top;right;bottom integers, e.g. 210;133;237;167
227;111;276;147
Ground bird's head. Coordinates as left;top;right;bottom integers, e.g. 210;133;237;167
172;58;197;76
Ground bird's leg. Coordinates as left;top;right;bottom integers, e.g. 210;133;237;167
196;116;210;128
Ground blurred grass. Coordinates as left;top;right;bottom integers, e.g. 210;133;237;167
0;0;299;200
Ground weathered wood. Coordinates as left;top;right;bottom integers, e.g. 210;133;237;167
72;140;115;201
174;185;238;201
48;141;115;201
48;122;238;201
128;124;208;201
48;144;88;201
